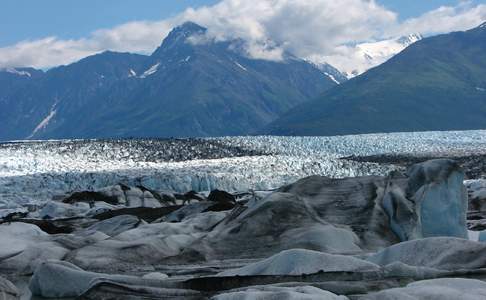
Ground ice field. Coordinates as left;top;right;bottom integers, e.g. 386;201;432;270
1;130;486;208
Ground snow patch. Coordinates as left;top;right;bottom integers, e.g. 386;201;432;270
28;105;57;138
324;72;340;84
476;87;485;92
4;68;31;77
128;69;137;77
140;63;160;78
234;61;248;71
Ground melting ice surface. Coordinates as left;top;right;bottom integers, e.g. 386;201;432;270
2;130;486;208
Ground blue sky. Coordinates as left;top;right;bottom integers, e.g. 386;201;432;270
379;0;478;19
1;0;485;69
0;0;218;47
1;0;483;47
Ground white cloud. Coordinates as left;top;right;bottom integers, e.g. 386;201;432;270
0;20;176;68
392;1;486;37
90;20;174;53
0;37;95;69
0;0;485;70
183;0;397;60
320;1;486;76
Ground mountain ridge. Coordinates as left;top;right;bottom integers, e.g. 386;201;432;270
0;22;340;141
264;22;486;136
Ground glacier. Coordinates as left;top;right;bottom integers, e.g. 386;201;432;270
1;144;484;299
2;130;486;210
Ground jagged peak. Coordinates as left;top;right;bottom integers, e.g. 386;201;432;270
155;21;208;52
408;33;423;41
397;33;422;46
175;21;207;33
166;21;207;41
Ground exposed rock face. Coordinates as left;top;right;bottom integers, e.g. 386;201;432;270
63;191;119;205
208;190;236;203
63;184;204;210
97;185;164;208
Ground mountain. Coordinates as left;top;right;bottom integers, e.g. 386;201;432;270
311;62;348;84
317;34;422;78
0;52;147;140
0;22;339;140
265;23;486;136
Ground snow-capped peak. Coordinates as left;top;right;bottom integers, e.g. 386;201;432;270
316;33;423;78
357;33;422;62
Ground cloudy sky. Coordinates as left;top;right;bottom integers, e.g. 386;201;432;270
1;0;485;70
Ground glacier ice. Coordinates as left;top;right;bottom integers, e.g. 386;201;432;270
2;130;486;210
0;276;19;300
367;237;486;271
212;286;348;300
0;152;480;299
0;223;68;274
84;215;143;237
217;249;380;276
408;159;468;239
382;159;468;241
29;260;175;298
70;211;229;271
363;278;486;300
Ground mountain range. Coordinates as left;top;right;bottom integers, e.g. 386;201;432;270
265;22;486;136
0;22;339;140
2;22;485;140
